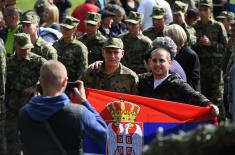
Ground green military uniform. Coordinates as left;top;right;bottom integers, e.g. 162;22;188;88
143;6;165;40
193;0;228;104
79;12;107;64
120;11;152;74
32;37;57;60
5;33;46;155
53;16;88;82
0;43;6;155
84;37;139;94
84;63;139;94
173;1;197;47
216;11;235;37
20;14;58;60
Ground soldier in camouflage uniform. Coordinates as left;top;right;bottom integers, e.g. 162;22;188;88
216;11;235;37
172;1;197;47
84;37;139;95
53;16;88;82
0;43;6;155
143;6;167;41
5;33;46;155
21;14;57;60
193;0;228;116
79;12;107;64
119;11;152;74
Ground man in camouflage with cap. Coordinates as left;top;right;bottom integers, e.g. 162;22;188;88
53;16;88;82
172;0;197;47
119;11;152;74
193;0;228;120
21;14;58;60
143;6;167;41
79;12;107;64
5;33;46;155
216;11;235;37
83;37;139;94
0;43;6;155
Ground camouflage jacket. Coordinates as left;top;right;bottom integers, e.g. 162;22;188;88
193;19;228;58
79;31;107;64
119;31;152;74
180;23;197;47
84;63;139;95
143;27;164;41
6;52;46;93
32;37;57;60
53;37;88;82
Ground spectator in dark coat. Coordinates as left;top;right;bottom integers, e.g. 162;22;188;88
163;24;201;91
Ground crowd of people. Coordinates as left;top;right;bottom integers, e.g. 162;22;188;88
0;0;235;154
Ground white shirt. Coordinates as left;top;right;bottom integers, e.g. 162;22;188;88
153;76;169;89
138;0;173;30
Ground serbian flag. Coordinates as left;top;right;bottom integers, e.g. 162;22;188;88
73;88;217;155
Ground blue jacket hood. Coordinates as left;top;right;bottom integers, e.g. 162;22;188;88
25;93;70;121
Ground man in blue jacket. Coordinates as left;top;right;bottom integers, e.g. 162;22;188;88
18;60;107;155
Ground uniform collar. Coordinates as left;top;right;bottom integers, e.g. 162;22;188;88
127;31;143;39
100;63;122;76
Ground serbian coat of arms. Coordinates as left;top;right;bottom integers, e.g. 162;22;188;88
106;100;143;155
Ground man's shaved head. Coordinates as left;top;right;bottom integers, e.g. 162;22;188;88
40;60;67;91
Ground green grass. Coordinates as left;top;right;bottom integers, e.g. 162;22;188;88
16;0;85;15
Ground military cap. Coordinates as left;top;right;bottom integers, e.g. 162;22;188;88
84;12;101;25
103;37;123;49
60;16;80;29
100;9;115;20
216;11;235;20
125;11;143;24
150;6;165;19
14;33;34;49
173;1;188;13
20;14;40;24
198;0;213;7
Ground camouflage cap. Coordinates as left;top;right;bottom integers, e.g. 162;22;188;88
14;33;34;49
103;37;123;49
20;14;40;24
216;11;235;20
173;1;188;13
199;0;213;7
84;12;101;25
150;6;165;19
60;16;80;29
125;11;143;24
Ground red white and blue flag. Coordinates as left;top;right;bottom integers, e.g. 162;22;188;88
76;88;217;155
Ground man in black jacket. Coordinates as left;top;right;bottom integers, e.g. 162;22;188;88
19;60;107;155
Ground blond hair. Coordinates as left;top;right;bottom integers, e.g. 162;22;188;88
163;24;187;50
44;4;59;25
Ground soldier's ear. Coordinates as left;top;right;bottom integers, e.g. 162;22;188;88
121;49;124;58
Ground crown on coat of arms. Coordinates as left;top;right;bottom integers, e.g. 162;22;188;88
107;100;140;123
